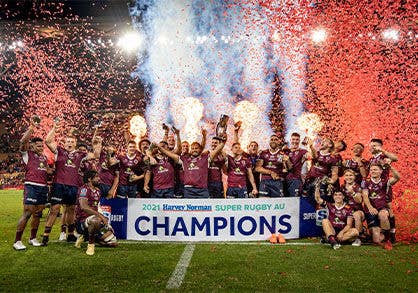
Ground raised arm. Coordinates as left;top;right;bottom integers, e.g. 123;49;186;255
388;165;400;186
233;121;241;144
91;134;103;159
162;123;169;142
155;144;180;163
200;128;207;150
329;166;339;185
308;138;318;160
45;121;58;154
172;127;182;155
314;184;324;205
20;123;35;152
209;137;225;161
381;148;398;162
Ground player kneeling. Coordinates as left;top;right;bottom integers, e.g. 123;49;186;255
314;185;358;250
75;170;117;255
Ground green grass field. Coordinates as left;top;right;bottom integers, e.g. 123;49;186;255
0;190;416;292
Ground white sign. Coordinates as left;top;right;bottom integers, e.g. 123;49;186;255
127;198;300;241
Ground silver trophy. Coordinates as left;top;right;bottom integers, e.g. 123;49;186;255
215;114;229;141
53;116;60;124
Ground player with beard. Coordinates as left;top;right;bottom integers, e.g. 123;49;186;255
208;136;227;198
343;143;368;185
225;142;258;198
13;122;52;250
174;128;206;198
156;133;226;198
143;141;176;198
340;169;364;246
285;133;308;197
302;138;339;202
362;163;400;250
255;135;292;197
41;122;96;245
74;170;117;255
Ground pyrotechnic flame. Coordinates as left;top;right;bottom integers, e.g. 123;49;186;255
172;97;203;143
233;101;261;150
129;115;147;146
296;112;323;139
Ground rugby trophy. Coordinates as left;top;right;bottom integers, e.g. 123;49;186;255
215;114;229;141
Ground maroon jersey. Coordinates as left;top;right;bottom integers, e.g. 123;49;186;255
208;154;225;183
98;151;119;186
341;183;363;211
78;157;100;186
258;149;287;180
361;178;390;212
227;155;252;188
54;146;86;187
306;152;337;179
180;152;209;189
326;202;353;230
344;158;368;184
286;148;307;180
76;185;101;222
151;156;175;190
369;153;390;180
21;150;48;186
118;151;142;186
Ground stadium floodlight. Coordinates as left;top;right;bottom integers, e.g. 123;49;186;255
310;28;327;44
381;28;400;42
117;31;145;52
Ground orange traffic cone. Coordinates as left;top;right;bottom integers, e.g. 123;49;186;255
269;233;277;244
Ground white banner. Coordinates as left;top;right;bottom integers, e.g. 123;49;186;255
127;198;300;241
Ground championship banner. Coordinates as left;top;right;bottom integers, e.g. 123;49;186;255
126;198;300;241
99;198;128;240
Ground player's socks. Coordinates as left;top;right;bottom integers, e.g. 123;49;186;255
61;224;67;233
382;229;390;242
15;230;24;243
389;216;396;243
41;226;52;246
66;224;77;242
30;228;38;240
328;235;337;245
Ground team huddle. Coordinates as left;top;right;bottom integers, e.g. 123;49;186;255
13;117;400;254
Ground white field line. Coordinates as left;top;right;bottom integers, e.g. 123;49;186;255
166;243;195;290
50;240;323;246
118;241;322;246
